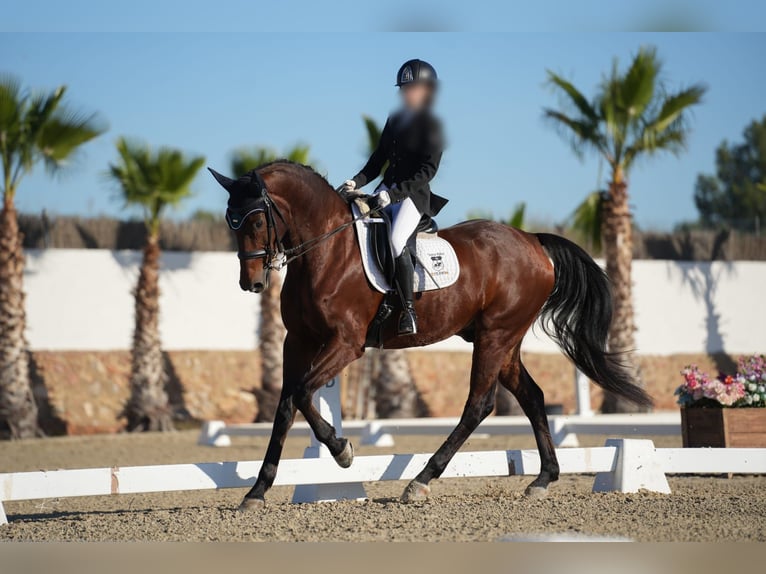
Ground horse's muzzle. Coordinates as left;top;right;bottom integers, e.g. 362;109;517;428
240;279;265;293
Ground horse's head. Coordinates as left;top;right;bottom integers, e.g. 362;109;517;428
208;167;281;294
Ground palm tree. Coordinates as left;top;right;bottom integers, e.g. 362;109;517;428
108;138;204;431
544;46;706;412
229;145;312;422
0;77;105;438
359;116;425;418
568;190;606;254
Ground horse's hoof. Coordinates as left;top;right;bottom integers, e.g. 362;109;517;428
237;497;265;513
334;440;354;469
400;480;430;503
524;485;549;499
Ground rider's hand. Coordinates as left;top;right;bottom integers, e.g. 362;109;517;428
337;179;365;203
337;179;356;193
367;190;391;212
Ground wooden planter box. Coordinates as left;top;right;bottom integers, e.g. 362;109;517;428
681;407;766;448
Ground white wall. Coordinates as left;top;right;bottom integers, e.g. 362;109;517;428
22;249;764;355
25;249;259;351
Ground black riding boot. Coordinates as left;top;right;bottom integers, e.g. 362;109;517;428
394;248;417;336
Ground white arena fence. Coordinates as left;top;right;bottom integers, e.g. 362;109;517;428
3;438;766;525
198;412;683;449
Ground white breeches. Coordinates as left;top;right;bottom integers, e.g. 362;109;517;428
377;184;421;257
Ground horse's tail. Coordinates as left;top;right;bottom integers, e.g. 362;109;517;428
535;233;652;408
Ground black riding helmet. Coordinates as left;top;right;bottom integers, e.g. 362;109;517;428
396;59;438;87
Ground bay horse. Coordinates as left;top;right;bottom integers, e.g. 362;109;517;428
208;161;651;511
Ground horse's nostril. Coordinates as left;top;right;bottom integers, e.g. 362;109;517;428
252;282;265;294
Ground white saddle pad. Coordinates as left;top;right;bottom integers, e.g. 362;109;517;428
351;203;460;293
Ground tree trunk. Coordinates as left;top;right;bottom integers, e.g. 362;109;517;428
0;196;39;438
600;177;646;413
374;349;425;418
253;274;285;422
124;234;173;431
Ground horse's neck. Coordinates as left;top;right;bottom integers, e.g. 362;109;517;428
268;170;347;252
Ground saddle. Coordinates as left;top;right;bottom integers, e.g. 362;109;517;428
369;209;439;287
350;200;460;347
350;201;460;294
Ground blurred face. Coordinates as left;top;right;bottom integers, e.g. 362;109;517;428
400;83;433;110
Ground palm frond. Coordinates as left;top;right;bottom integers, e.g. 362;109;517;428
0;75;23;138
108;137;204;227
508;202;526;229
619;47;660;119
230;144;314;176
645;83;707;135
1;77;104;197
568;191;605;251
624;128;688;169
285;144;311;165
543;109;606;159
545;71;598;122
465;209;493;220
362;115;382;152
37;109;106;172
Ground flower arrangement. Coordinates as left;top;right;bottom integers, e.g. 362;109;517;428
675;354;766;408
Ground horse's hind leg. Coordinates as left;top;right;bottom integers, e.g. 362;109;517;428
499;350;560;498
401;334;507;503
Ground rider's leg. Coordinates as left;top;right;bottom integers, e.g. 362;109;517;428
390;197;422;335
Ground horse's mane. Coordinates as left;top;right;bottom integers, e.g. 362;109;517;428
257;160;334;192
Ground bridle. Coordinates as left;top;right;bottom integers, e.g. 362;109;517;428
226;175;369;288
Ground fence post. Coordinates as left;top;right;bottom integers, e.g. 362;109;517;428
592;438;671;494
197;420;231;447
292;377;368;503
575;368;594;417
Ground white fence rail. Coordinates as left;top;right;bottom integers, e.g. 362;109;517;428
198;412;682;449
3;439;765;525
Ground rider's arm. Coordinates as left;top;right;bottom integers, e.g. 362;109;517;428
388;116;443;203
352;120;390;189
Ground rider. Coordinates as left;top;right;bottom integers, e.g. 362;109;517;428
339;58;448;336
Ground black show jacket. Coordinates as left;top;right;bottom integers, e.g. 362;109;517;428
352;109;448;217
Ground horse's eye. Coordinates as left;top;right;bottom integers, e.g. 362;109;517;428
254;218;264;229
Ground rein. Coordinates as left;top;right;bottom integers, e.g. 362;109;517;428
280;214;367;266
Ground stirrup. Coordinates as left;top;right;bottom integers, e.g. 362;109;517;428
398;307;417;336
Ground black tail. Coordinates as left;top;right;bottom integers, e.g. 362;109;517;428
536;233;652;408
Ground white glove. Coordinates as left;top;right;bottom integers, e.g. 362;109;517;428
375;189;391;207
338;179;357;193
368;189;391;211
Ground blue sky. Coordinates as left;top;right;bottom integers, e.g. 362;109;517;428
2;30;765;230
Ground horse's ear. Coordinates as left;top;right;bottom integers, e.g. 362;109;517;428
207;167;235;192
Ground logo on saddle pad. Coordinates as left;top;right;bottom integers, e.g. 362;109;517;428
430;254;445;272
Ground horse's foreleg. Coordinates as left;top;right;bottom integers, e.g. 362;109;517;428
293;336;362;465
401;335;508;503
239;390;297;511
500;355;560;498
239;332;311;511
